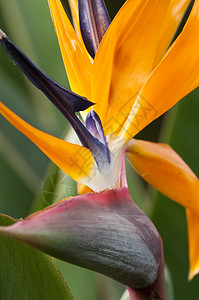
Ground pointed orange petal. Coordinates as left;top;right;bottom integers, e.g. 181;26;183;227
0;101;93;183
67;0;91;59
48;0;92;99
126;139;199;214
77;182;93;195
67;0;93;120
68;0;81;39
121;0;199;141
91;0;170;134
186;208;199;280
153;0;191;67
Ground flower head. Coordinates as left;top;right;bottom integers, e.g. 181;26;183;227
0;0;199;293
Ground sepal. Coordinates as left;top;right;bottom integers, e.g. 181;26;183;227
126;139;199;213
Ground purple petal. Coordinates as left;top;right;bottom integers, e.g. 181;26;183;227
0;36;93;113
170;0;195;46
78;0;110;58
85;109;110;162
0;188;164;291
0;34;109;168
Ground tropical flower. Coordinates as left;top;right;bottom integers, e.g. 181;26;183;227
0;0;199;297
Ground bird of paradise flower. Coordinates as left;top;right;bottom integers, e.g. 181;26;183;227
0;0;199;299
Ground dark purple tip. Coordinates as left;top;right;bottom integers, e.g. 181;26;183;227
0;36;94;114
78;0;111;58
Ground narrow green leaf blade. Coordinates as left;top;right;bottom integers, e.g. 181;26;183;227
0;214;74;300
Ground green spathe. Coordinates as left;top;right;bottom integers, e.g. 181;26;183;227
0;187;163;291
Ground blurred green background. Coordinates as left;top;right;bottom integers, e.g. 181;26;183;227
0;0;198;299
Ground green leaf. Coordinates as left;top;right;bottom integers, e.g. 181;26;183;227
120;289;130;300
126;159;146;209
0;214;74;300
55;258;125;300
165;265;174;300
0;129;40;192
152;89;199;299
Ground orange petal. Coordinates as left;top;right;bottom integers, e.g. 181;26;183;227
153;0;191;67
120;0;199;141
77;183;93;195
68;0;81;39
126;139;199;214
0;101;93;183
67;0;92;57
91;0;170;134
48;0;92;99
186;208;199;280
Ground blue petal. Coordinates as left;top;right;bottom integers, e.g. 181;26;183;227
0;34;110;169
85;109;110;162
0;36;94;113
